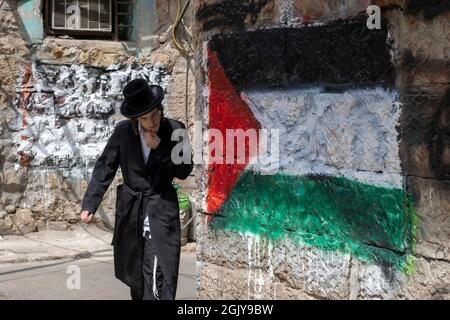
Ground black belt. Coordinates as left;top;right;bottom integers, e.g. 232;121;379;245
121;183;156;242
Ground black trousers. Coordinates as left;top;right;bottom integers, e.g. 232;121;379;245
130;231;174;300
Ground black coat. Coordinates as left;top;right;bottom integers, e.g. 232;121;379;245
81;117;193;298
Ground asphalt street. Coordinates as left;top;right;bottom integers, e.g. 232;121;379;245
0;251;197;300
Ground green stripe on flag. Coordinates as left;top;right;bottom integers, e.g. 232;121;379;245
212;171;416;272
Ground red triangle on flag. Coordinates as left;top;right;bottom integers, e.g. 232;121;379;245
206;47;261;213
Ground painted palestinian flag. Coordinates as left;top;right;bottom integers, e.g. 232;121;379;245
205;16;415;271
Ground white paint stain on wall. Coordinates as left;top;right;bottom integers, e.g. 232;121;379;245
242;232;277;299
242;86;403;188
279;0;301;27
14;61;170;178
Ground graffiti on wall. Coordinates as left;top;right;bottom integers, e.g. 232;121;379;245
399;51;450;180
205;15;416;272
196;0;274;31
405;0;450;20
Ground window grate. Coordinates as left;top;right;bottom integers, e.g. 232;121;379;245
51;0;112;32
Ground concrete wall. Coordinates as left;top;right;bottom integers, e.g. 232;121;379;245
193;0;450;299
0;0;196;234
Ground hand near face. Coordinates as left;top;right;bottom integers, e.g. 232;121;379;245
143;130;161;150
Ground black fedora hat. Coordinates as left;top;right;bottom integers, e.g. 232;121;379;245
120;78;164;118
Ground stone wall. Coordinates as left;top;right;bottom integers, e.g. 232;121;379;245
193;0;450;299
0;0;196;235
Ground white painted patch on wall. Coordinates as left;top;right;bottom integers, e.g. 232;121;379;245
14;61;170;178
242;86;403;188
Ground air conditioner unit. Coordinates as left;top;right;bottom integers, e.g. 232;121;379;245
51;0;112;32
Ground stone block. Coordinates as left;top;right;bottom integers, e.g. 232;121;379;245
5;205;15;214
13;208;37;233
0;215;13;233
408;177;450;261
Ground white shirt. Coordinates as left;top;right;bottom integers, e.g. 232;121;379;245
138;122;151;164
138;121;152;237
